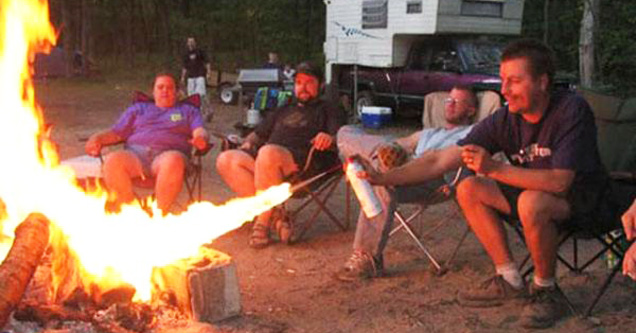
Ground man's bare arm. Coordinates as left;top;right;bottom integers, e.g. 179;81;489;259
461;144;574;194
85;130;123;156
393;130;422;154
488;164;574;194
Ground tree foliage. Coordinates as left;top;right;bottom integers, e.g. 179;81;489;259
49;0;635;95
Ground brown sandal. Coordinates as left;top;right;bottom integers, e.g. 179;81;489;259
249;222;270;249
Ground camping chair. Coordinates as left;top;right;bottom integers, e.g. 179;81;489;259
389;167;472;274
504;177;632;317
389;90;501;273
62;92;211;212
284;146;351;243
502;88;636;317
213;135;351;243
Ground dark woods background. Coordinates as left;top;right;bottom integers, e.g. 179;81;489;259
47;0;636;95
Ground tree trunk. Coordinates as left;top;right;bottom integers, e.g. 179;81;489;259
305;0;313;59
60;0;74;76
0;214;50;328
543;0;550;43
579;0;600;88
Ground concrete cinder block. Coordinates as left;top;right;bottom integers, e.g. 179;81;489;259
152;248;241;323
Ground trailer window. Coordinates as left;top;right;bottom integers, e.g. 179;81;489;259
407;0;422;14
362;0;388;29
461;0;503;18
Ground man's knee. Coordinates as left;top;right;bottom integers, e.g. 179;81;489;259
103;151;135;175
156;152;186;174
337;125;366;157
518;190;567;228
456;176;485;205
216;150;234;172
256;144;289;167
216;150;246;174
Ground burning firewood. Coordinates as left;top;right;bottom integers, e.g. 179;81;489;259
0;213;50;328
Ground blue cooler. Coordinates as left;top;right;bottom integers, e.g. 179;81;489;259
361;106;392;128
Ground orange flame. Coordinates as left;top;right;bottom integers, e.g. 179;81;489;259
0;0;291;301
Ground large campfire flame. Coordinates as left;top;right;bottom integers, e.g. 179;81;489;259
0;0;291;301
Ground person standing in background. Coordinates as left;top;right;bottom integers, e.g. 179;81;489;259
181;37;212;121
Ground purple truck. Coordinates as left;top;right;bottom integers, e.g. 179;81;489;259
336;36;505;119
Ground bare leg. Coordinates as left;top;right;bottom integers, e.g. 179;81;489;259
517;190;570;280
102;150;144;206
456;176;514;266
216;149;256;197
253;144;299;227
152;151;187;213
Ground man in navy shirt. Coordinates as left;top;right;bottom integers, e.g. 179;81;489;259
86;73;209;214
357;39;608;329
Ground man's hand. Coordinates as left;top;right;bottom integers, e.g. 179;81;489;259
240;140;255;152
461;144;498;175
189;135;208;151
85;135;102;157
623;243;636;280
622;199;636;241
350;155;385;185
312;132;333;151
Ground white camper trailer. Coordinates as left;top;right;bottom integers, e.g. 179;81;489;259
324;0;524;83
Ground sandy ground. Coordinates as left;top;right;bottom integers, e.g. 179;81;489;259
29;78;636;332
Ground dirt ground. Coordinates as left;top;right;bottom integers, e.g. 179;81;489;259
32;78;636;333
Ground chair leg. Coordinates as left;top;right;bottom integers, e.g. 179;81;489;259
443;226;471;272
290;174;346;242
389;206;425;237
394;211;443;272
584;256;623;317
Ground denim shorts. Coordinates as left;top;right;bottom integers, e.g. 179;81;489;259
126;144;188;177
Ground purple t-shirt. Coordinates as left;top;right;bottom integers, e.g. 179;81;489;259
457;90;604;190
111;102;203;155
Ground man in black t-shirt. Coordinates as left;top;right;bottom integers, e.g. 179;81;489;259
216;61;344;248
355;39;608;329
180;37;212;119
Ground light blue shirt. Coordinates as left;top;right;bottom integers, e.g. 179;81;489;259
414;126;473;157
414;125;473;183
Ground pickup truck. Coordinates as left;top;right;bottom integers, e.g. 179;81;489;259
337;36;505;118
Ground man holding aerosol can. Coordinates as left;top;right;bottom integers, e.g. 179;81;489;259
336;85;478;281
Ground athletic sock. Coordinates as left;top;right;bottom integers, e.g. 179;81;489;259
533;276;556;288
495;262;524;289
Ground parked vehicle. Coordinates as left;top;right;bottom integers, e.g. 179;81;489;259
217;68;288;106
337;36;505;118
323;0;524;119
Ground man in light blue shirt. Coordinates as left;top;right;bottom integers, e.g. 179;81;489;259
336;85;478;281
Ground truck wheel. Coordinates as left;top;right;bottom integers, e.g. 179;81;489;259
218;83;237;105
354;90;374;121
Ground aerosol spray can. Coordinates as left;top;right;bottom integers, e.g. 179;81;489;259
346;159;383;219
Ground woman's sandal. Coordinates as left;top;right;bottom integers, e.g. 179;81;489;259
249;222;270;249
274;213;293;245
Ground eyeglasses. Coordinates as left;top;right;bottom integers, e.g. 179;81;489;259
444;97;468;106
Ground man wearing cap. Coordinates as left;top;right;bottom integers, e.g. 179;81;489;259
216;61;345;248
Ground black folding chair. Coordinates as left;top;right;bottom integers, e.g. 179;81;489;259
284;147;351;243
508;174;635;317
213;135;352;243
389;167;471;274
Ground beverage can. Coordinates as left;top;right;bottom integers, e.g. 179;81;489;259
346;160;383;218
246;108;261;126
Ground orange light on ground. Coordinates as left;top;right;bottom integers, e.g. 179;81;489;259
0;0;291;301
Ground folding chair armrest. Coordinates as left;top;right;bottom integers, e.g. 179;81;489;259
610;170;636;184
